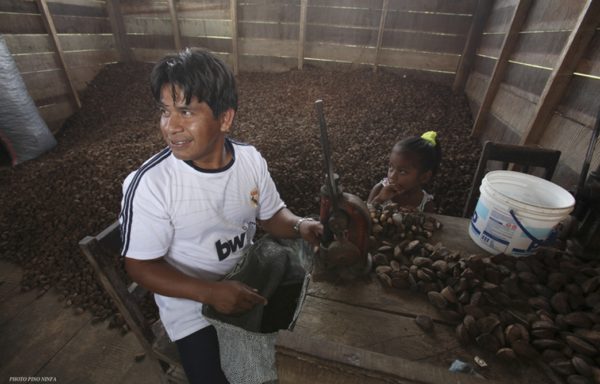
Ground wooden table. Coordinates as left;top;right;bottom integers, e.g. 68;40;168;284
275;214;556;384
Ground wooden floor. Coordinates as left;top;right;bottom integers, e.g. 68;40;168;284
0;260;163;384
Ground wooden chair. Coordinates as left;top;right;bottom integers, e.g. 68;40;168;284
79;221;187;384
462;141;561;218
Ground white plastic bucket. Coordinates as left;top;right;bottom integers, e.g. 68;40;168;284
468;170;574;256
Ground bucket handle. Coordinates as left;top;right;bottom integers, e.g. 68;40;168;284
509;209;557;249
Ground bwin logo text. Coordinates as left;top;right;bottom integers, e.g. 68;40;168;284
215;233;246;261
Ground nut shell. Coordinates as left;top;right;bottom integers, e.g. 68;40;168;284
440;286;457;304
476;332;501;352
377;272;392;287
415;315;434;333
572;356;593;378
512;339;539;360
565;336;598;356
550;359;575;376
565;312;593;330
427;291;448;309
496;347;517;361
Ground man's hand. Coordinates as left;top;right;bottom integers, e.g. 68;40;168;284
207;280;267;315
298;219;323;252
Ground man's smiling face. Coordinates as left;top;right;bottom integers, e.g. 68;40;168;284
158;84;232;169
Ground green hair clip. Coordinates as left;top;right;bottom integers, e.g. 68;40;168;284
421;131;437;146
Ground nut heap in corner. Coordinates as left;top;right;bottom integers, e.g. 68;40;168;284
367;202;600;384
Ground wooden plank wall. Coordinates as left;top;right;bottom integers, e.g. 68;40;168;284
117;0;477;74
3;0;597;191
1;0;479;134
303;0;475;75
0;0;119;132
465;0;600;189
238;0;299;71
119;0;233;66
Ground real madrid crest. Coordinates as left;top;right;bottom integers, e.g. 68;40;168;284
250;187;259;207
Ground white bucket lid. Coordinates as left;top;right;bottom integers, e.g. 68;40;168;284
482;170;575;216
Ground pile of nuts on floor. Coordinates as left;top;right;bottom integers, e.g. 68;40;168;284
368;202;600;383
0;62;480;333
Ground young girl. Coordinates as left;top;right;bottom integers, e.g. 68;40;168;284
367;131;441;213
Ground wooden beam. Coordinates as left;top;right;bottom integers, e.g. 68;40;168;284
373;0;389;73
230;0;239;75
297;0;308;70
34;0;81;109
521;0;600;145
166;0;182;51
452;0;493;93
106;0;131;62
471;0;533;137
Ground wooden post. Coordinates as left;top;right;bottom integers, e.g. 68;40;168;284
470;0;532;137
106;0;131;62
230;0;239;75
520;0;600;145
452;0;493;93
297;0;308;70
373;0;389;73
166;0;182;51
35;0;81;108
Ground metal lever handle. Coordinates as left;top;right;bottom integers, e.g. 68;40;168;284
315;99;339;212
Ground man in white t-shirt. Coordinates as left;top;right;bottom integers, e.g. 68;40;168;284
119;49;322;384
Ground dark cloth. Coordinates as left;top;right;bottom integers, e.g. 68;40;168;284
175;326;229;384
202;235;311;333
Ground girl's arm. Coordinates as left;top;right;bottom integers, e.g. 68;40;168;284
423;199;436;213
367;182;383;203
368;182;400;204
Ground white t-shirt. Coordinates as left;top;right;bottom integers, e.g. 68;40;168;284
119;139;285;341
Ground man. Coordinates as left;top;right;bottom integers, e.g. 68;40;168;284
119;48;322;383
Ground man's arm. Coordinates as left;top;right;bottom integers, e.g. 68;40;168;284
125;257;266;314
258;207;322;247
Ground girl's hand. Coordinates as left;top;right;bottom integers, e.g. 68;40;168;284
375;183;400;203
207;280;267;315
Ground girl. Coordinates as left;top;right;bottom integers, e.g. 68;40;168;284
367;131;441;212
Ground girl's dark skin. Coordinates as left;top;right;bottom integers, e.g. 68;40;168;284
367;149;435;212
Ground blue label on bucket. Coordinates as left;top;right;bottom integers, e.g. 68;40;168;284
474;202;488;221
482;230;510;245
517;227;549;240
484;210;517;244
470;221;481;235
512;248;529;254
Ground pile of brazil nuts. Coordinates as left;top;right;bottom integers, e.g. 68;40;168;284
0;62;478;334
368;202;600;384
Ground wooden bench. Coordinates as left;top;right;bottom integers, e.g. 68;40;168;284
79;221;187;384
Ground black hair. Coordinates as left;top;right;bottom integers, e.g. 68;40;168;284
150;48;238;119
393;135;442;175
